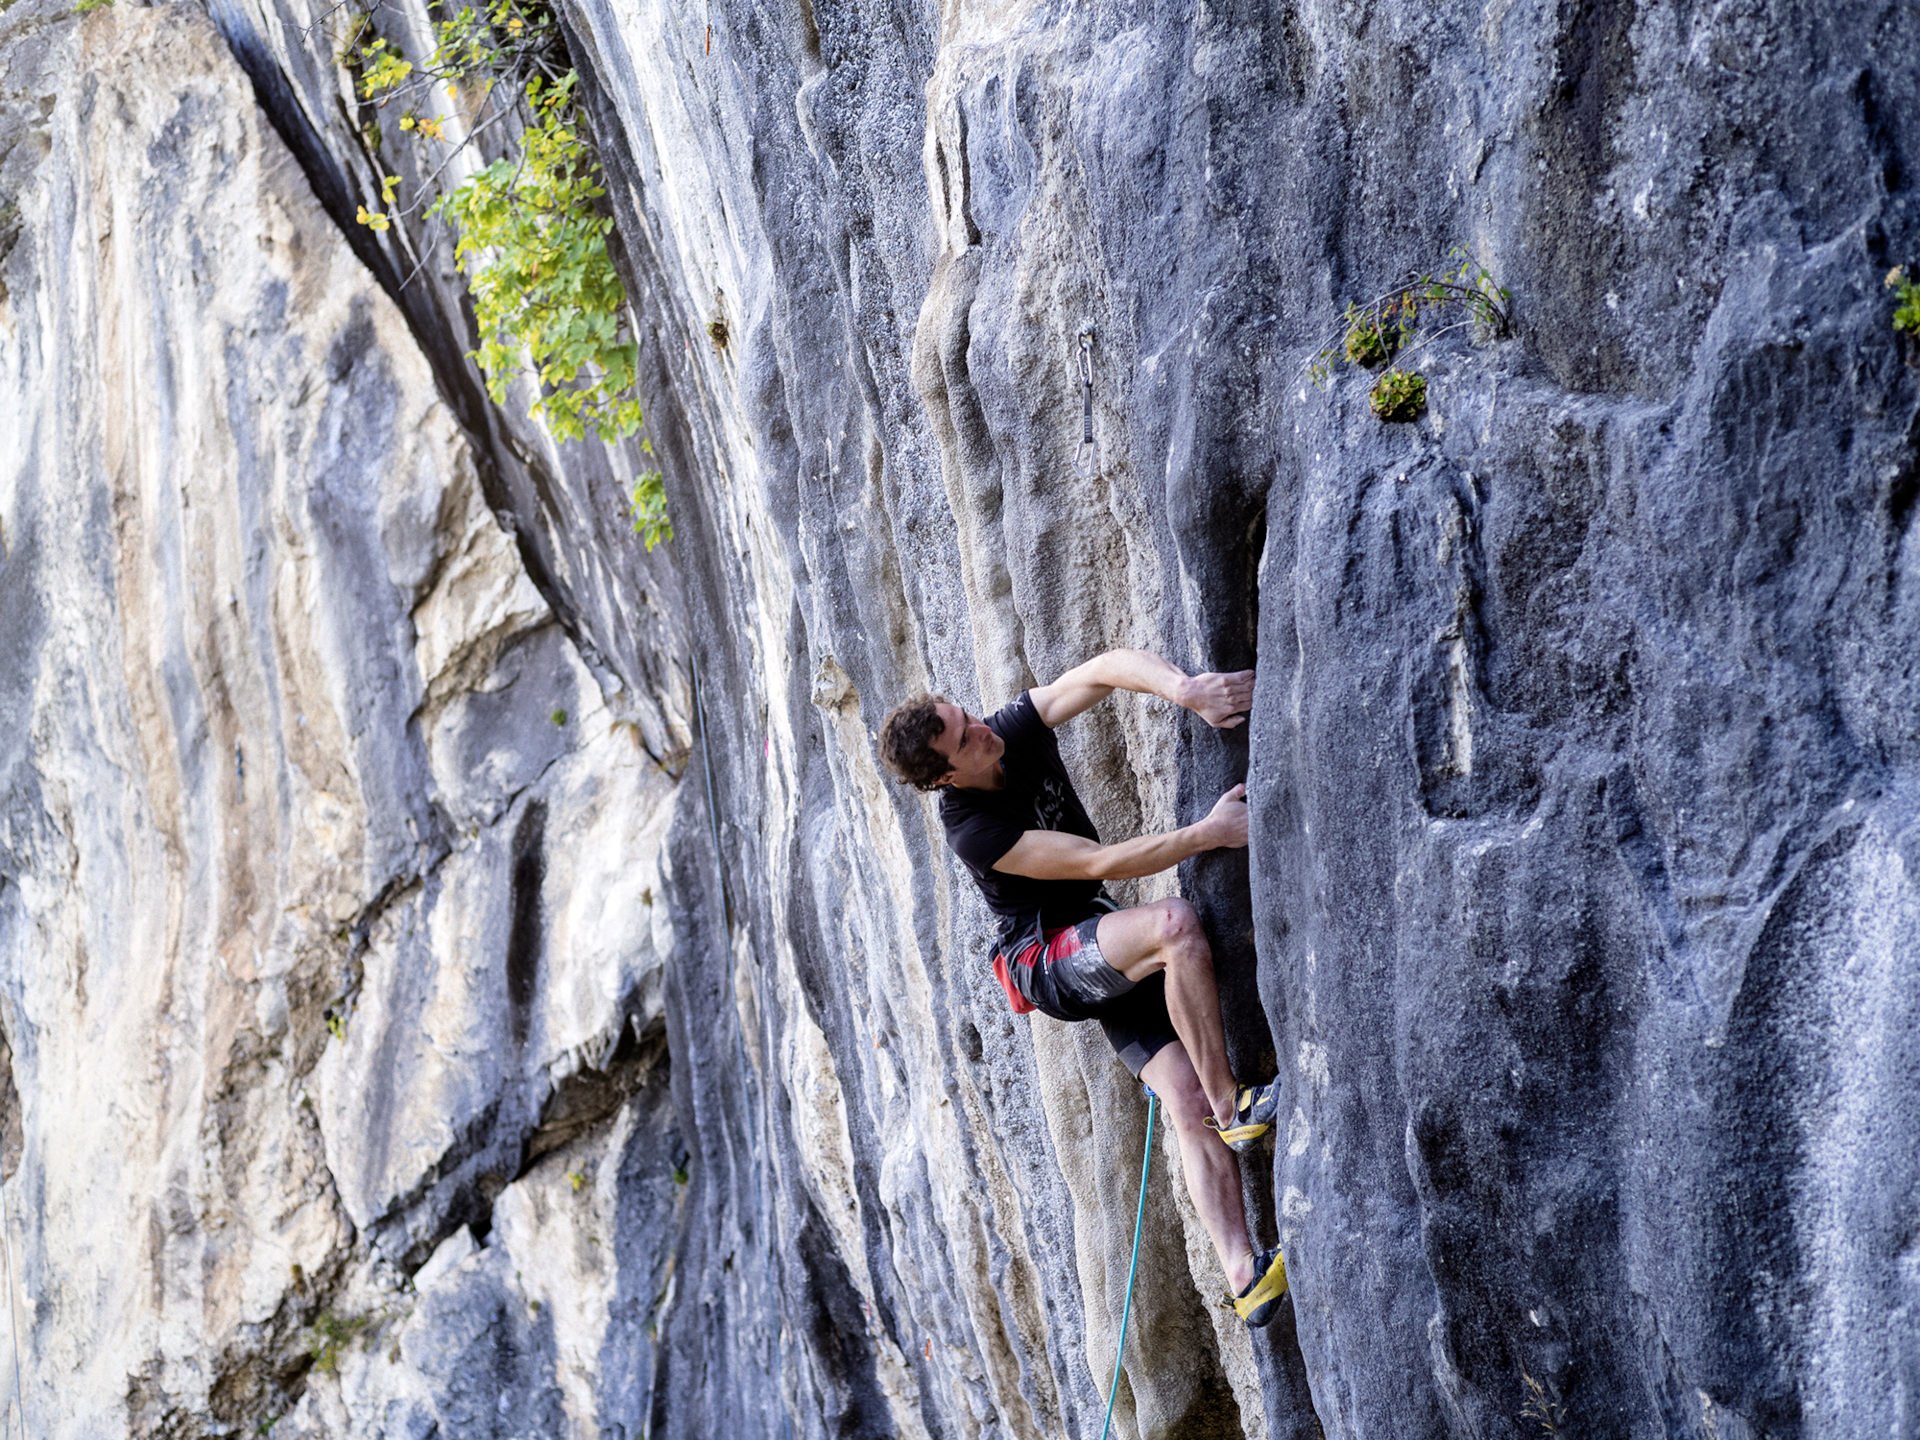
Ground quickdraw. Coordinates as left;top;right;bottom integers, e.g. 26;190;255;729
1076;328;1097;478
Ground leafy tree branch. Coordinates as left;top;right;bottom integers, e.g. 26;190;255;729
326;0;670;547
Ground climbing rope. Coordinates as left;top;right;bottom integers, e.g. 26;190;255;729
1098;1085;1155;1440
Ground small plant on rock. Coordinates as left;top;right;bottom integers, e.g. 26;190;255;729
1520;1372;1564;1434
1341;293;1415;368
1889;266;1920;363
1343;314;1390;367
307;1311;372;1375
1306;247;1511;423
1368;368;1427;422
628;465;669;550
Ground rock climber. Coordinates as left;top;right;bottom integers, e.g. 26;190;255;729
878;649;1290;1327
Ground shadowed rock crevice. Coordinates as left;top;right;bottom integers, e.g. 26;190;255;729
506;799;548;1048
521;1016;672;1174
0;1025;19;1184
790;1197;892;1439
380;1097;510;1266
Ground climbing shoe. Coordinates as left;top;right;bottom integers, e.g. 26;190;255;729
1205;1078;1280;1152
1231;1246;1290;1328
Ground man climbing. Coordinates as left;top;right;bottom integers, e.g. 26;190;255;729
878;649;1290;1327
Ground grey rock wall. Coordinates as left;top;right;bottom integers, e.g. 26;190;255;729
0;6;682;1434
0;0;1916;1436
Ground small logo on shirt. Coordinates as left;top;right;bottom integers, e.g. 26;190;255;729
1033;775;1071;831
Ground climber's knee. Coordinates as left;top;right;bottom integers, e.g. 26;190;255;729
1153;898;1210;968
1098;898;1213;984
1140;1043;1210;1133
1153;896;1196;946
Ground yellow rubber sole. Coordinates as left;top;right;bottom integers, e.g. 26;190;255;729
1208;1082;1280;1151
1211;1119;1272;1148
1232;1248;1290;1325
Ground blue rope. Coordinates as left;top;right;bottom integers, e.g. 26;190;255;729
1099;1087;1156;1440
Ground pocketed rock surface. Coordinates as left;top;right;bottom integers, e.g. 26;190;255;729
0;0;1915;1436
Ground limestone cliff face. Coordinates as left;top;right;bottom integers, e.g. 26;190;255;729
0;7;680;1434
1;0;1917;1437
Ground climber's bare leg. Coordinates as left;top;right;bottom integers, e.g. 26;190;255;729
1095;900;1237;1128
1140;1041;1255;1294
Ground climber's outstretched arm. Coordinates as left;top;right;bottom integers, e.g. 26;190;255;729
993;785;1249;881
1029;649;1254;729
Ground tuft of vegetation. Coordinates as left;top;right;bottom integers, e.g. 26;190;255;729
433;72;642;445
306;1311;373;1375
1368;368;1427;422
628;465;669;550
1889;266;1920;362
1890;267;1920;331
328;0;667;539
1305;247;1510;424
1520;1372;1564;1434
1341;293;1413;369
550;707;568;727
72;0;114;13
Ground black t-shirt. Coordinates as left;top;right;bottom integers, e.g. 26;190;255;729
939;691;1104;951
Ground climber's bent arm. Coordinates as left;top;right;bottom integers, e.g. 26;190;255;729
1030;649;1253;729
991;785;1249;882
992;828;1214;883
1029;649;1188;727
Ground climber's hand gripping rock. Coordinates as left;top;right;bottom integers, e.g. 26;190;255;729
1178;668;1255;728
1206;783;1250;849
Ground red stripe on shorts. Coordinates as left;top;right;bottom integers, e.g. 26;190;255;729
993;923;1084;1015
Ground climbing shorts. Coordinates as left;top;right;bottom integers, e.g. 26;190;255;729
992;915;1178;1078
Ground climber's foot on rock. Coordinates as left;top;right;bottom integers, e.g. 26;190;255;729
1230;1246;1290;1327
1206;1077;1279;1151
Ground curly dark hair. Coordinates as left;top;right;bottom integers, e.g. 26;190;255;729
878;694;952;790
